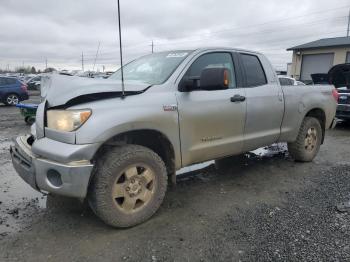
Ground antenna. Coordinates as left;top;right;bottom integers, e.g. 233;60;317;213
117;0;125;97
347;8;350;37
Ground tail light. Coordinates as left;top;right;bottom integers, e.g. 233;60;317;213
21;84;28;92
332;88;339;102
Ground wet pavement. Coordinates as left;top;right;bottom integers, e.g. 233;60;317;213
0;98;350;261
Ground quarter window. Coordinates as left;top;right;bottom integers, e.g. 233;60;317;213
279;77;294;86
185;52;237;89
241;54;267;87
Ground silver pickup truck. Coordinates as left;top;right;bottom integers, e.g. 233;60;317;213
10;48;338;228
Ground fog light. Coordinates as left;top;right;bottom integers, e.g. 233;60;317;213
47;169;63;187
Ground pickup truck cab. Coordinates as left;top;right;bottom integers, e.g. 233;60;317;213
11;48;338;227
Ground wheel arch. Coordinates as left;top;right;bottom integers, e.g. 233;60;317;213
304;108;326;144
92;129;176;184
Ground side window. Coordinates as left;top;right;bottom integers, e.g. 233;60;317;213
279;77;294;86
186;52;236;89
240;54;267;87
279;78;287;86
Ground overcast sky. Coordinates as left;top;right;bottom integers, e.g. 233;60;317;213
0;0;349;72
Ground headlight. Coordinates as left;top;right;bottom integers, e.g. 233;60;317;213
47;109;91;132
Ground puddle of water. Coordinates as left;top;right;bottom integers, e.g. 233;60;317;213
175;143;288;178
0;161;46;236
250;143;288;158
0;142;288;237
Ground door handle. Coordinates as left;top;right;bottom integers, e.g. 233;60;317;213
230;95;246;102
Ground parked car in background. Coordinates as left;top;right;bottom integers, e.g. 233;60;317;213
328;64;350;122
27;75;41;90
278;76;305;86
0;77;29;105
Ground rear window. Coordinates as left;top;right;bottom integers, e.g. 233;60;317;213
279;77;294;86
241;54;267;87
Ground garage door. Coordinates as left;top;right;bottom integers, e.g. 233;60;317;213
300;53;334;81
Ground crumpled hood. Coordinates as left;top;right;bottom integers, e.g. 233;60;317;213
41;74;150;107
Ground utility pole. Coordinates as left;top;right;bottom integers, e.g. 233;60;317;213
45;58;48;70
81;52;85;72
117;0;125;97
151;40;154;53
347;8;350;37
92;41;101;72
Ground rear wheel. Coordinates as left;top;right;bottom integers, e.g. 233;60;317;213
288;117;322;162
4;94;19;106
88;145;168;228
25;116;35;125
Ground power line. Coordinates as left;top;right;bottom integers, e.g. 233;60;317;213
347;8;350;37
86;13;348;58
155;5;350;41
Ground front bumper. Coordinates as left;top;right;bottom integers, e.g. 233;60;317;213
336;104;350;120
10;136;94;198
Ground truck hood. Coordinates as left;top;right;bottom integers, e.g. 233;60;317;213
41;74;150;107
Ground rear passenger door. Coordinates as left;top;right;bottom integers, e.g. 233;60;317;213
238;53;284;151
0;78;8;99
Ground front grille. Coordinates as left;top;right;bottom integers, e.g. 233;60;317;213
338;94;350;105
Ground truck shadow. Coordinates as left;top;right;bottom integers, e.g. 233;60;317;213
335;120;350;130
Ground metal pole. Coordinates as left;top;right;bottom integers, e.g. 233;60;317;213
347;8;350;37
117;0;125;97
82;52;84;72
93;42;100;72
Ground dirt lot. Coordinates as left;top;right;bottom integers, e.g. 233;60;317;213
0;98;350;261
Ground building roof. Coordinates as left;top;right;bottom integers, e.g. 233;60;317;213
287;36;350;51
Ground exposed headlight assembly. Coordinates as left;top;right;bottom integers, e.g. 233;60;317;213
47;109;91;132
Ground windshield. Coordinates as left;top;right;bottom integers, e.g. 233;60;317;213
109;51;191;85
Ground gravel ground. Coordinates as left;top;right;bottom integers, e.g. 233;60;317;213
0;99;350;261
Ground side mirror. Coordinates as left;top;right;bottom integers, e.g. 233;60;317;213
178;76;200;92
200;67;230;91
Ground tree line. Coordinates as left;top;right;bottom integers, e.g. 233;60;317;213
0;66;56;74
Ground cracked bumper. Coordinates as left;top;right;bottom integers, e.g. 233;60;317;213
10;136;94;198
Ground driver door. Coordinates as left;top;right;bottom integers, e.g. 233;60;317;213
176;52;247;167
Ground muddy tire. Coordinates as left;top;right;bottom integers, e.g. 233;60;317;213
25;116;35;125
88;145;168;228
288;117;322;162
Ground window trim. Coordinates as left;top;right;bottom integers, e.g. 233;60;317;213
238;53;268;88
178;51;240;91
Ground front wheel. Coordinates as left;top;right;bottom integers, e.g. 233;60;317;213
288;117;322;162
88;145;168;228
4;94;19;106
